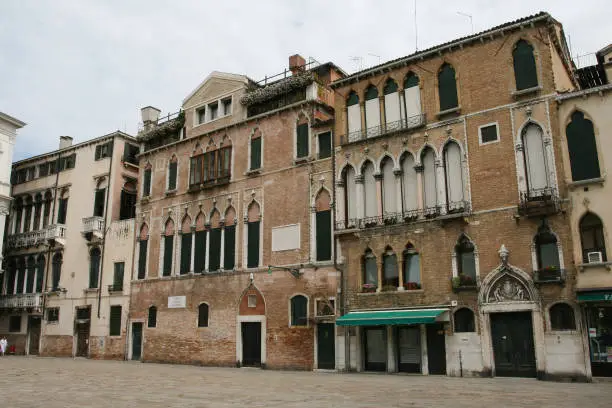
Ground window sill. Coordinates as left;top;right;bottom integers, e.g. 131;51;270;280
84;288;99;293
568;177;605;189
436;106;461;118
46;321;59;325
165;189;177;197
577;262;612;272
293;156;312;166
289;325;309;329
511;85;542;98
122;161;139;170
245;168;262;176
141;196;150;203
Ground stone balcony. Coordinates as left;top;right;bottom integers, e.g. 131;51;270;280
6;224;66;250
576;261;612;291
0;293;43;310
82;216;105;241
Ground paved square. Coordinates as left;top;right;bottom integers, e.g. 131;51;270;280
0;357;611;408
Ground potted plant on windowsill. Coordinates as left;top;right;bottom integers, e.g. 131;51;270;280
404;282;421;290
362;283;377;293
452;274;477;292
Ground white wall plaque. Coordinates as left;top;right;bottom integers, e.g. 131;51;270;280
168;296;186;309
271;223;300;252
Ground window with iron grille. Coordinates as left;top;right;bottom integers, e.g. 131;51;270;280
47;308;60;323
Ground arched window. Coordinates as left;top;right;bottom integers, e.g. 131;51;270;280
455;235;476;283
383;79;401;128
250;128;262;170
224;207;236;270
180;215;192;275
347;91;361;141
403;244;421;290
120;181;137;220
36;255;45;293
148;306;157;328
194;213;207;274
362;161;377;218
400;153;418;214
247;202;261;268
89;248;101;289
13;197;23;234
167;155;178;191
343;166;357;224
198;303;209;327
454;308;475;332
438;63;458;111
550;303;576;331
33;193;43;231
522;123;549;197
26;255;36;294
443;142;464;212
381;157;397;215
534;221;560;271
42;191;52;228
163;218;175;276
315;190;332;262
513;40;538;91
137;223;149;280
382;247;398;290
52;253;62;291
421;147;437;212
209;210;222;271
566;111;600;181
362;249;378;290
290;295;308;326
580;213;607;263
404;72;422;126
142;162;152;197
364;85;380;136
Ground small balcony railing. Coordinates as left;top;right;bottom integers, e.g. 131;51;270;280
82;216;105;238
533;268;566;284
107;284;124;294
451;275;479;292
518;187;560;217
340;114;426;145
0;293;43;309
6;224;66;250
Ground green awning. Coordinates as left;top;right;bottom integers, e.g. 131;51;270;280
336;308;448;326
577;291;612;302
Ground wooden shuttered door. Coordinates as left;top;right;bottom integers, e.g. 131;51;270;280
316;210;332;261
224;225;236;270
113;262;124;289
513;40;538;91
296;123;309;158
119;190;136;220
208;228;221;271
250;137;261;170
93;188;105;217
180;233;192;274
143;169;151;196
163;235;173;276
138;240;147;279
194;231;207;273
318;132;331;159
247;221;260;268
566;112;601;182
168;161;178;190
57;198;68;224
109;305;122;336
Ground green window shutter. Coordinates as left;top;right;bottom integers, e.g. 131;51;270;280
513;40;538;90
316;210;332;261
113;262;124;289
247;221;260;268
438;64;458;111
566;111;601;181
296;124;309;158
404;73;419;88
198;304;209;327
89;249;100;288
163;235;174;276
224;225;236;270
109;305;122;336
180;233;192;274
93;188;105;217
318;132;332;159
36;258;44;293
119;190;136;220
347;92;359;106
365;86;378;100
383;80;398;95
291;296;307;326
143;169;151;196
194;231;207;273
148;306;157;328
168;161;178;190
57;198;68;224
250;138;261;170
208;228;221;271
138;240;147;279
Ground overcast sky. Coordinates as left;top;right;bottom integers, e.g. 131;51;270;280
1;0;610;161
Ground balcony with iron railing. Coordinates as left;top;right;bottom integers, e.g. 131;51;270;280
107;284;124;294
339;115;426;145
82;216;105;241
517;187;560;217
0;293;43;309
6;224;66;250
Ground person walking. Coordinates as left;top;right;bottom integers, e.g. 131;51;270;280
0;336;7;356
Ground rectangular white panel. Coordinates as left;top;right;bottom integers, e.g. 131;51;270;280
271;224;300;251
384;93;401;125
168;296;186;308
347;104;361;139
365;99;381;136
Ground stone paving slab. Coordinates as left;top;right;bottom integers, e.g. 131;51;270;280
0;357;611;408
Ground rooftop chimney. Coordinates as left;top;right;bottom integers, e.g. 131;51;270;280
289;54;306;75
141;106;161;131
59;136;73;149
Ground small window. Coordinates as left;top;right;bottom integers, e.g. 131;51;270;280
296;123;309;158
112;262;124;291
535;222;560;271
580;212;607;263
315;298;335;317
456;235;476;282
479;123;499;144
109;305;122;336
318;132;332;159
290;295;308;326
208;102;219;121
250;135;262;170
248;295;257;308
454;308;475;332
222;98;232;116
403;244;421;290
362;249;378;289
148;306;157;328
143;168;152;197
9;316;21;332
550;303;576;331
168;160;178;191
198;303;209;327
95;142;113;161
47;307;60;323
197;107;206;124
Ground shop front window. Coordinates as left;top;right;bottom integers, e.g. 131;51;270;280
586;306;612;377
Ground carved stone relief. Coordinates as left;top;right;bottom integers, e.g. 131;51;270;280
487;274;530;303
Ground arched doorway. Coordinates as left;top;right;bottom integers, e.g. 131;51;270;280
237;282;266;367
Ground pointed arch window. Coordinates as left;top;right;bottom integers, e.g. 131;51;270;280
180;216;192;275
535;221;560;271
5;260;16;294
438;64;458;111
565;111;600;181
33;194;42;231
194;213;207;274
137;224;148;280
13;198;23;234
315;190;332;262
23;197;33;232
400;153;418;213
224;208;236;270
42;192;52;227
51;253;62;291
148;306;157;328
454;308;475;332
381;157;397;215
26;255;36;294
522;123;550;197
163;219;175;276
362;161;377;218
198;303;209;327
247;203;261;268
404;73;422;126
209;211;222;272
382;248;398;289
364;85;381;136
15;258;25;294
347;91;361;141
403;244;421;290
455;235;476;283
89;247;101;289
362;249;378;289
421;148;437;211
580;213;607;263
36;255;45;293
383;79;401;128
343;166;357;224
443;142;464;212
167;156;178;191
513;40;538;91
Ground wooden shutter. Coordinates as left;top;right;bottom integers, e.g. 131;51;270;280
109;305;122;336
93;188;105;217
89;250;100;288
143;169;151;196
52;256;61;290
291;296;307;326
566;112;601;181
318;132;331;159
138;240;147;279
224;225;236;270
250;138;261;170
180;233;192;274
194;231;207;273
438;64;458;111
168;161;178;190
513;40;538;90
113;262;124;289
163;235;173;276
148;306;157;328
119;190;136;220
57;198;68;224
208;228;221;271
296;123;309;158
247;221;260;268
316;210;332;261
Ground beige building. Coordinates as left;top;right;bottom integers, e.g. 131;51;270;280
0;132;139;358
557;44;612;377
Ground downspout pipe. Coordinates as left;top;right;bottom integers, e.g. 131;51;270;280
97;139;114;318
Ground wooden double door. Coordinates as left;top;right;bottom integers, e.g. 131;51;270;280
490;312;537;378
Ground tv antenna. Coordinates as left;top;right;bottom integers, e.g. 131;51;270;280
457;11;474;34
349;56;364;72
368;53;381;66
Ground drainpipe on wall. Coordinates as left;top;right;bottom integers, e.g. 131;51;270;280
125;171;140;361
97;138;115;319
